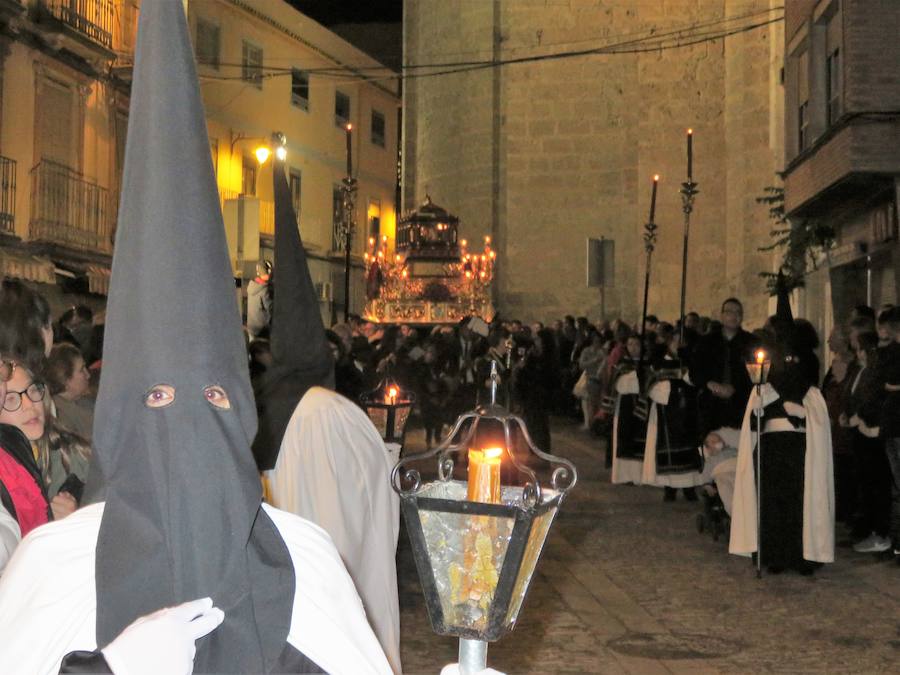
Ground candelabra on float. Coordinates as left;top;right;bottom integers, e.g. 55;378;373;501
460;236;496;316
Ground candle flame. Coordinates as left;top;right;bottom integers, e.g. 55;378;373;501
755;349;766;364
460;239;467;247
687;128;693;135
395;254;402;262
490;251;496;258
653;174;660;182
388;386;398;398
483;447;503;459
368;237;375;245
382;234;388;242
346;123;353;131
485;235;491;244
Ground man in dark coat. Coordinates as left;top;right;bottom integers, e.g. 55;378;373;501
689;297;760;437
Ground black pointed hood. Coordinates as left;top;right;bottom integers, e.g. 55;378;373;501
775;270;794;324
91;2;297;670
251;158;334;470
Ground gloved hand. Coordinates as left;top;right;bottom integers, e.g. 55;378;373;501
101;597;225;675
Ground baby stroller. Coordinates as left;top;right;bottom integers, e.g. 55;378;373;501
696;489;730;542
694;441;731;542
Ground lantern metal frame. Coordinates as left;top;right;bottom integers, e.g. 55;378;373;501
391;401;577;642
361;376;415;445
745;349;771;579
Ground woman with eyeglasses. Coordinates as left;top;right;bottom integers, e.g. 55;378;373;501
0;362;81;522
0;358;52;572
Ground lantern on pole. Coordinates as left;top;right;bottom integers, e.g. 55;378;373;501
391;364;577;673
361;377;414;445
745;348;771;578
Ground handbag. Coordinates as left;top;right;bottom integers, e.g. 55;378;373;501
572;370;589;398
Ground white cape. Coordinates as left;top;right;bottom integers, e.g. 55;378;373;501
729;384;834;562
0;502;392;675
641;379;704;488
267;387;402;674
611;371;643;485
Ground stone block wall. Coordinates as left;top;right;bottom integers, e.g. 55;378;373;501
405;0;784;328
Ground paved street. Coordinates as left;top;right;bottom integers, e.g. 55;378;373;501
397;419;900;674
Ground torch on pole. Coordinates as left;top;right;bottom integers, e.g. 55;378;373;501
678;178;698;345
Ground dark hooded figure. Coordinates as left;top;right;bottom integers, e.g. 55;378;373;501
251;155;335;471
0;3;389;674
730;278;834;573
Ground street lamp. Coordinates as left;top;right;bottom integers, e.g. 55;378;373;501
391;364;577;673
230;131;287;166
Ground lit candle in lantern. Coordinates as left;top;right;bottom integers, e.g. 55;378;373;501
686;128;694;180
345;123;353;176
649;174;659;223
747;348;769;384
467;447;502;504
386;385;399;406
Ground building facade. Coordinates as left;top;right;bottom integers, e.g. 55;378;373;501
0;0;399;323
782;0;899;335
403;0;784;327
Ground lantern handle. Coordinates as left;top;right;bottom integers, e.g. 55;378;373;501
502;418;541;508
512;414;578;494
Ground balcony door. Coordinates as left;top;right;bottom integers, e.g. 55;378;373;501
38;77;77;170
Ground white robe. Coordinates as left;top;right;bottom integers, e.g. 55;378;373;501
0;502;392;675
611;371;643;485
641;379;704;488
267;387;402;674
0;501;20;574
729;384;835;563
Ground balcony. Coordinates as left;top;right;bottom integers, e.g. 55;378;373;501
30;159;112;254
0;156;16;236
218;188;275;237
33;0;115;64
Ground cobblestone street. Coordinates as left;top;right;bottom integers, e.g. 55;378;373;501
398;420;900;674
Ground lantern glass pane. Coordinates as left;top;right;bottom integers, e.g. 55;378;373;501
505;503;558;626
394;406;411;435
419;481;514;633
367;407;388;437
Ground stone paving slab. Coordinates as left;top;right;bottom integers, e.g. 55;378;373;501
397;421;900;674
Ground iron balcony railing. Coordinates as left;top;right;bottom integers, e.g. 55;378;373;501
30;159;112;253
43;0;114;49
0;156;15;235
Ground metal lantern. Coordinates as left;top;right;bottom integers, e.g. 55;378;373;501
745;348;771;385
361;377;414;445
391;368;577;671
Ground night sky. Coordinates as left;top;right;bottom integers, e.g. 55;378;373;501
286;0;402;26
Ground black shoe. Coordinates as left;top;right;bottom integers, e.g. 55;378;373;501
767;565;785;575
663;487;677;502
683;488;698;502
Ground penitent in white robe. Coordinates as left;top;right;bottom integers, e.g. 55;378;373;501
267;387;402;675
0;502;392;675
611;371;643;485
729;384;835;563
641;378;705;489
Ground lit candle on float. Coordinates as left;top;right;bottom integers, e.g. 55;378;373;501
686;128;694;180
649;174;659;223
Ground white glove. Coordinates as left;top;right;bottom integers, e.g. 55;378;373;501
102;597;225;675
440;665;506;675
